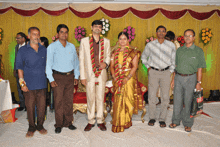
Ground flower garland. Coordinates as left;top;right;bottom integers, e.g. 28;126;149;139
0;28;3;45
146;36;157;44
199;28;213;46
177;36;185;46
114;45;129;94
100;18;110;36
123;26;135;42
52;34;58;42
89;34;104;78
74;26;86;42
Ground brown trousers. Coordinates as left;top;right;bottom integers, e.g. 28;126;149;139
53;73;74;128
23;89;46;132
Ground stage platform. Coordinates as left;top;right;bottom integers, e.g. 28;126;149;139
0;102;220;147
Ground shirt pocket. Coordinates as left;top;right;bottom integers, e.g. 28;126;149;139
188;56;198;67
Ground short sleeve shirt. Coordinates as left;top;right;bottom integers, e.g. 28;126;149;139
175;44;206;74
16;43;47;90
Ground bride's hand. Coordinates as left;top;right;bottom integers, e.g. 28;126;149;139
122;78;128;85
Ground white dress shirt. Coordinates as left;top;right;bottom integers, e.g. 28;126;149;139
18;42;26;49
141;39;176;73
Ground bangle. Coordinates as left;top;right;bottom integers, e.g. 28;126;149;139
127;74;132;80
19;78;26;87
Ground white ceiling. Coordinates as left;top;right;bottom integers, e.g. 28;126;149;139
0;0;220;5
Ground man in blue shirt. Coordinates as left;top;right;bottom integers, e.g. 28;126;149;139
46;24;80;134
16;27;47;137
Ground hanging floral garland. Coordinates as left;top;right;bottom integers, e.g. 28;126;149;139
100;18;110;36
0;28;4;45
74;26;86;42
199;28;213;46
123;26;135;42
89;34;104;79
52;34;58;42
146;36;157;44
114;45;129;94
177;36;185;46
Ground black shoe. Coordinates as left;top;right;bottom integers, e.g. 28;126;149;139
17;107;24;111
68;125;77;130
24;107;27;111
55;127;62;133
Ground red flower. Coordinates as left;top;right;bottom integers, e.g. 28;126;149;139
181;40;185;43
177;37;181;41
181;44;184;46
181;36;184;39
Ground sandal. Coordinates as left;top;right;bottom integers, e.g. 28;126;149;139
148;119;156;126
159;121;166;128
184;126;191;132
169;123;179;128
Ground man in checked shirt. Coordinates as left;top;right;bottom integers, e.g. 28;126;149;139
141;25;176;128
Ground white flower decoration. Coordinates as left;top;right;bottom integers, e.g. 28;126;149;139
102;30;105;34
101;18;105;21
105;28;109;31
105;19;109;23
106;24;109;27
102;22;105;25
103;26;105;29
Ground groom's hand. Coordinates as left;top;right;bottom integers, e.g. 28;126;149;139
81;79;87;86
99;62;107;70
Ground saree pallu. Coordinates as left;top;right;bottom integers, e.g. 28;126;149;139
112;49;143;133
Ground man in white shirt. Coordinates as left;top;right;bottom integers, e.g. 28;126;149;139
141;26;176;128
14;32;27;111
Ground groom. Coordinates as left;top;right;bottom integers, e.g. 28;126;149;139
79;20;111;131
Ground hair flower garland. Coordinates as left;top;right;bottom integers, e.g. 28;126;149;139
123;26;135;42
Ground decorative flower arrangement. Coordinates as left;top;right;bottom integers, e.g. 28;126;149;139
123;26;135;42
74;26;86;42
177;36;185;46
52;34;58;42
100;18;110;36
146;36;157;44
199;28;213;46
0;28;3;45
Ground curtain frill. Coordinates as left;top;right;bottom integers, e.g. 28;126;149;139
0;6;219;20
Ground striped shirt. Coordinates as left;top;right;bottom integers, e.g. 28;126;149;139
141;39;176;73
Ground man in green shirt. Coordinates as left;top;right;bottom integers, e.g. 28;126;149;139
169;29;206;132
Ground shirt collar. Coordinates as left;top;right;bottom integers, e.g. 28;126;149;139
155;39;166;44
19;42;26;49
183;43;195;49
57;39;69;46
27;42;43;50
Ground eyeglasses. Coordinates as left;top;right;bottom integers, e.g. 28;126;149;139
16;37;23;39
184;35;194;38
157;30;166;33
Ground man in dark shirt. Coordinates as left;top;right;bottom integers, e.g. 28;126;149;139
14;32;27;110
16;27;47;137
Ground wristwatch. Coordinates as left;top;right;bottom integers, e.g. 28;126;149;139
104;62;109;69
197;81;202;84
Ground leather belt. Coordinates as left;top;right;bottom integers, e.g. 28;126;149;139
151;66;170;71
52;70;74;75
176;72;196;76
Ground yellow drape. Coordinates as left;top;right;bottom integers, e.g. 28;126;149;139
0;9;219;99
